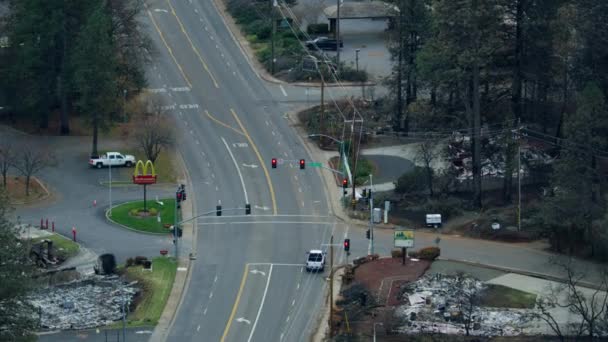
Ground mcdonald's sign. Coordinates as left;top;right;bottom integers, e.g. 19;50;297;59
132;160;157;185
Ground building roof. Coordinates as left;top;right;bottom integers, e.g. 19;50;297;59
324;1;398;19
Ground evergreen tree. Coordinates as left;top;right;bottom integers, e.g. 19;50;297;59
71;2;119;157
0;191;37;340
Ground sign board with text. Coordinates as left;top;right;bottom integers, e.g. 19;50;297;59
394;229;414;248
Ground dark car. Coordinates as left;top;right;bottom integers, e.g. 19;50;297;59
305;37;343;51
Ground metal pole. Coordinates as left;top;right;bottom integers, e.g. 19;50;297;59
517;123;522;232
109;160;112;217
123;89;127;122
355;49;359;72
329;234;334;338
336;0;341;72
270;0;276;74
369;173;374;255
174;195;178;259
320;75;324;146
122;294;126;342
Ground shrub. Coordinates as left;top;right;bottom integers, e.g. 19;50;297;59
126;257;135;267
134;256;148;265
396;166;428;194
391;249;403;258
148;208;158;216
417;246;441;260
129;209;139;216
338;67;368;82
307;23;329;34
408;250;419;258
423;197;463;220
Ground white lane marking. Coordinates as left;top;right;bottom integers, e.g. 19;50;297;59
254;205;270;211
199;221;331;226
265;121;269;126
215;186;219;191
291;299;295;306
248;264;273;342
201;151;205;156
247;263;306;267
296;283;300;290
210;36;214;40
196;140;200;145
154;9;169;13
203;308;207;315
283;152;288;157
207;162;211;167
242;163;258;168
214;276;218;283
197;325;200;332
237;317;251;325
294;175;298;181
209;292;213;299
211;173;215;178
286;315;290;322
278;141;281;145
227;62;231;67
281;333;284;341
279;85;288;97
300;267;303;273
204;26;208;31
249;269;266;276
216;44;219;49
177;267;187;271
271;131;276;136
221;137;249;204
199;18;203;22
194;8;198;13
301;201;305;207
298;187;302;193
233;71;236;76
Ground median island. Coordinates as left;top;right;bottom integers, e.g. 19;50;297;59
108;199;176;234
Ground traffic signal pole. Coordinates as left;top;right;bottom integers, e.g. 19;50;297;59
329;234;334;338
369;174;374;256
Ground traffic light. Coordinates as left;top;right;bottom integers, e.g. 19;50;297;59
368;189;372;200
299;159;305;169
182;190;187;201
216;205;222;216
362;189;367;198
366;229;370;239
245;204;251;215
342;178;348;194
271;158;277;169
176;191;182;208
343;238;350;252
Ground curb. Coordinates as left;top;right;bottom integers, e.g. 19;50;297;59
149;149;197;342
437;257;604;291
210;0;378;89
105;203;172;236
10;176;52;205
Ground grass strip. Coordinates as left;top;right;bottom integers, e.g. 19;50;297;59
110;199;176;234
31;233;80;261
480;284;537;309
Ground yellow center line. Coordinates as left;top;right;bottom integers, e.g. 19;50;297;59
221;264;249;342
166;0;220;89
204;110;245;136
230;109;278;215
147;10;192;88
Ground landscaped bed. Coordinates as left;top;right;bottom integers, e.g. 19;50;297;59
120;257;177;327
31;233;80;261
109;199;176;234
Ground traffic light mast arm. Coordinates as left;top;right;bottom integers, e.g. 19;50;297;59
320;165;345;176
176;207;248;226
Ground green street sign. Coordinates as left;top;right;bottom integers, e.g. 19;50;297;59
309;162;323;168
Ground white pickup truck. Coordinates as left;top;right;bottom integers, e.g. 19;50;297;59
89;152;136;168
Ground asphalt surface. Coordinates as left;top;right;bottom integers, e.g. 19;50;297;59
144;0;342;340
365;155;415;184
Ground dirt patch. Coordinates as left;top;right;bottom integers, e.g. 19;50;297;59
2;175;49;204
352;257;431;306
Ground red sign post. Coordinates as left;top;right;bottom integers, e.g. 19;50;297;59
133;160;157;212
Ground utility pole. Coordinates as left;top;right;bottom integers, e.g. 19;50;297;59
270;0;277;74
395;1;404;131
335;0;341;72
329;234;334;338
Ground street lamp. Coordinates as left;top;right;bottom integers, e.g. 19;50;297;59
373;322;384;342
355;49;360;72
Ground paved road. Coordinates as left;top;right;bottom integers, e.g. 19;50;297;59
144;0;342;340
12;135;175;264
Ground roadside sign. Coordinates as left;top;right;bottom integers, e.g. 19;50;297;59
309;162;322;168
394;229;414;248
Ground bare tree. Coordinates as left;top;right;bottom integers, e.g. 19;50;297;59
532;258;608;340
0;143;15;188
13;145;53;196
292;0;326;26
133;98;174;163
415;137;441;197
453;272;481;336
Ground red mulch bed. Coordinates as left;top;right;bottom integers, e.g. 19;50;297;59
352;257;431;306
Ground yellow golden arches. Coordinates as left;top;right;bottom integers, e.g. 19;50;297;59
133;160;156;177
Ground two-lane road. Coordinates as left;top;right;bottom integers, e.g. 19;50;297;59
143;0;339;341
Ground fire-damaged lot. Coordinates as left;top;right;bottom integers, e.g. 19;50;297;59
333;256;608;341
